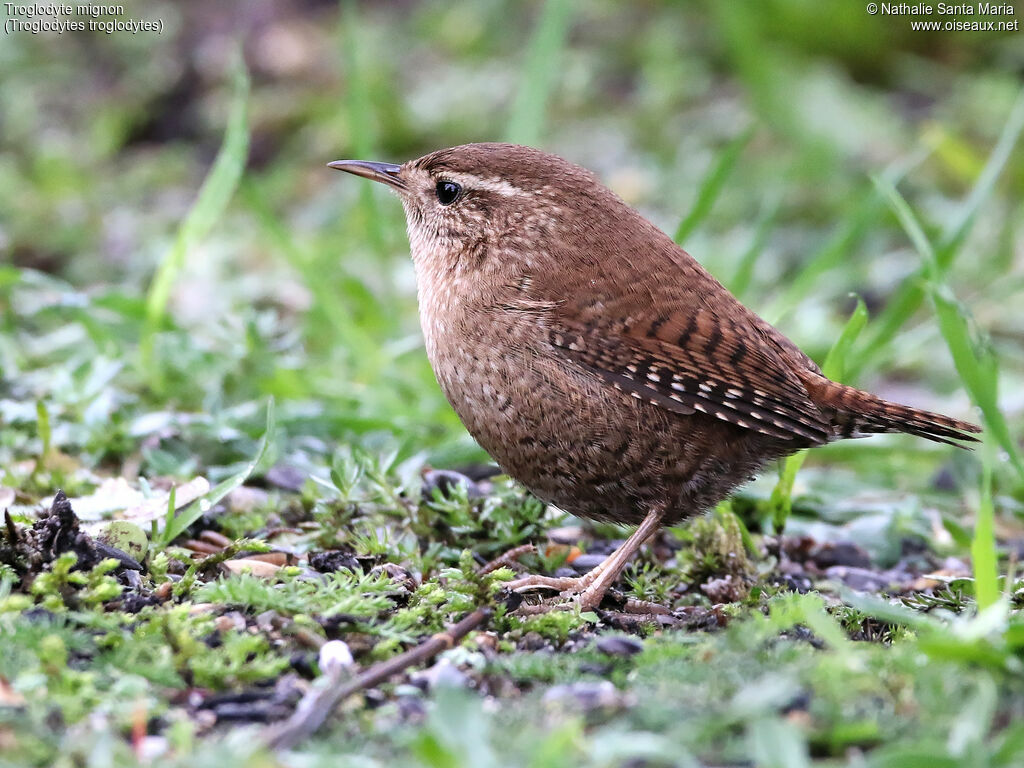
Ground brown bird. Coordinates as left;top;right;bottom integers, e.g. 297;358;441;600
329;143;981;610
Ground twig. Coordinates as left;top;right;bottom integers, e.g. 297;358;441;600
479;543;535;574
262;607;492;751
4;510;19;543
616;594;672;615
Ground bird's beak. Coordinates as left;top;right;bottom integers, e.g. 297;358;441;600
327;160;406;191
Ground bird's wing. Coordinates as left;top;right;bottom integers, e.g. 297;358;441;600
545;307;833;444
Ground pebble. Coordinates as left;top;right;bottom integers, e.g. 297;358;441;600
136;736;169;762
256;610;280;632
546;526;585;544
519;631;549;651
701;574;748;603
595;635;644;657
412;659;469;691
265;464;307;492
421;469;484;500
318;640;354;676
309;549;361;573
226;486;269;513
221;558;281;578
810;541;871;569
241;551;290;567
825;566;892;592
397;693;428;723
369;562;417;593
214;612;246;633
569;554;607;571
543;680;628;716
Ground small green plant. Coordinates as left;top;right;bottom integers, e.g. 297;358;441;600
189;630;289;688
195;567;398;620
30;553;122;611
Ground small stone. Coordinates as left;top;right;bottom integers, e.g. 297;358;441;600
220;611;246;630
153;582;173;600
474;632;499;653
136;736;169;762
421;469;484;500
810;541;871;569
413;659;468;691
309;549;361;573
546;526;585;544
569;553;607;571
318;640;354;676
221;558;281;578
595;635;644;657
397;693;427;723
825;566;891;592
226;486;269;513
701;574;749;603
121;569;143;589
368;562;417;593
242;551;290;567
543;680;628;717
519;631;548;651
265;464;307;492
256;610;279;632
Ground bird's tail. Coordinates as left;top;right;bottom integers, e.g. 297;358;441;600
807;379;982;448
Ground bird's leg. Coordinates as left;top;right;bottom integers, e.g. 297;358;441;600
506;506;666;610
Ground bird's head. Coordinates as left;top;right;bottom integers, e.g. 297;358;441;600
329;142;617;278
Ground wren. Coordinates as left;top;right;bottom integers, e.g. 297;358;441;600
329;143;981;610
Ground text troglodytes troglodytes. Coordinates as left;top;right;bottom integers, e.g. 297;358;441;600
329;142;980;611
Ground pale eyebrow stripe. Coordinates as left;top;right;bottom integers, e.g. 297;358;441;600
440;172;529;197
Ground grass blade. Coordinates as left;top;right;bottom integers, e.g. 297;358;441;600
769;297;868;531
505;0;573;147
851;88;1024;376
877;178;1024;484
972;447;998;611
942;90;1024;258
767;148;927;327
931;288;1023;482
238;181;382;372
821;296;869;382
339;0;388;259
727;192;779;299
140;57;250;388
159;399;276;546
674;127;753;245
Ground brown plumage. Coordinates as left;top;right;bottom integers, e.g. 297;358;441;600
329;143;981;610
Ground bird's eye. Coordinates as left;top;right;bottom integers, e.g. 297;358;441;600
435;180;462;206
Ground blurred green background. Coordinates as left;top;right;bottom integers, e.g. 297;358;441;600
0;0;1021;494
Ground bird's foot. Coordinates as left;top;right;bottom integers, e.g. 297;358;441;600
505;570;606;611
502;506;669;614
510;583;671;616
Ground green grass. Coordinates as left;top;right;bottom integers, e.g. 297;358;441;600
770;296;869;531
140;57;251;392
505;0;574;147
0;1;1022;766
674;125;754;246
